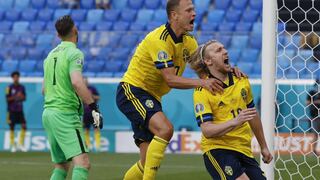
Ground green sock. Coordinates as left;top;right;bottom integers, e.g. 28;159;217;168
50;168;67;180
72;166;89;180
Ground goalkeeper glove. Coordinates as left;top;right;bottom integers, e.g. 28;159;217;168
89;102;103;129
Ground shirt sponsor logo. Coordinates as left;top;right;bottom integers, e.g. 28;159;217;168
195;103;204;113
157;51;168;61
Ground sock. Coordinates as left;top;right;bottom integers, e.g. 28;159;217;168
72;166;89;180
19;128;26;145
143;136;169;180
50;168;67;180
84;129;91;148
10;130;14;147
124;161;144;180
94;130;101;150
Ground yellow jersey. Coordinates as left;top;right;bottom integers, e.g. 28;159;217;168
122;23;198;101
193;73;255;157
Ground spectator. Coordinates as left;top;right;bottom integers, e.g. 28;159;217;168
62;0;80;9
96;0;110;9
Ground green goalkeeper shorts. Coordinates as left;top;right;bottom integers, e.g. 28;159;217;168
42;108;89;163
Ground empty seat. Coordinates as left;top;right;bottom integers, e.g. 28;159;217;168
0;10;4;20
28;48;44;60
146;21;162;31
207;10;225;23
236;62;253;75
215;0;231;10
120;9;137;22
104;60;123;72
136;9;154;23
38;9;54;21
14;0;30;9
0;0;14;10
113;21;130;31
242;9;259;22
228;49;241;63
87;60;105;72
119;34;139;48
87;9;104;22
3;34;19;47
218;23;235;32
240;49;260;62
231;0;248;10
109;48;130;59
145;0;160;9
1;60;19;74
129;22;146;31
0;21;12;32
96;22;113;31
96;47;112;60
80;0;95;9
112;0;128;9
0;48;10;59
47;0;61;9
19;60;36;73
225;10;242;22
104;9;120;22
13;21;29;33
31;0;46;9
249;33;262;49
153;9;166;23
200;22;218;31
36;34;54;47
194;0;211;10
11;48;27;60
250;0;262;10
53;9;71;20
235;22;252;32
252;22;262;34
127;0;144;9
45;21;56;31
216;34;232;47
79;22;96;31
300;50;313;59
197;34;214;44
21;9;38;21
71;9;87;22
5;10;20;21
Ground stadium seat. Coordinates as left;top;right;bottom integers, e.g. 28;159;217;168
0;48;10;59
114;71;126;77
112;0;128;9
250;0;262;10
0;0;14;10
119;34;139;48
128;0;144;9
82;71;96;77
231;0;248;10
87;9;104;22
79;22;96;31
225;10;242;22
195;9;206;24
104;9;121;22
19;60;36;73
96;47;112;60
0;21;12;32
218;23;235;32
0;10;4;20
240;49;260;62
35;61;43;72
96;72;113;77
96;22;113;31
252;62;262;75
145;0;160;9
80;0;95;9
3;34;20;48
194;0;211;10
249;33;262;49
36;34;54;47
153;9;167;22
45;21;56;32
292;61;305;72
216;34;232;47
109;48;130;60
104;60;123;72
113;21;130;31
105;33;121;48
146;21;162;31
252;22;262;34
207;10;225;23
31;0;46;9
200;22;218;31
236;62;253;75
21;9;38;21
27;48;44;60
53;9;71;20
306;61;319;72
47;0;61;9
197;34;214;44
1;60;19;74
71;9;87;22
13;21;29;33
11;48;27;60
87;60;105;72
228;49;241;63
242;9;259;22
129;22;146;31
37;9;54;21
277;55;291;69
300;50;313;60
215;0;231;10
5;10;20;21
14;0;30;9
136;9;154;23
120;9;137;22
235;22;252;32
0;33;3;44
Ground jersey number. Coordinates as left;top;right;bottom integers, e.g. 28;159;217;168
231;108;242;118
53;57;57;85
175;66;180;75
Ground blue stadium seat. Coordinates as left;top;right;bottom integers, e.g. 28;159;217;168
231;0;248;10
20;35;36;47
195;9;206;24
0;33;3;44
250;0;262;10
27;48;44;60
38;9;54;21
109;48;130;60
112;0;128;9
0;0;14;10
119;34;139;48
228;49;241;63
225;10;242;22
200;22;218;31
145;0;160;9
197;34;213;45
0;21;12;32
292;61;305;72
207;10;225;23
128;0;144;9
249;33;262;49
235;22;252;32
87;60;105;72
114;71;125;77
252;62;261;75
252;22;262;34
236;62;253;75
96;72;113;77
82;72;96;77
53;9;71;20
104;9;120;22
129;22;146;31
146;21;162;31
19;60;36;73
104;60;123;72
47;0;61;9
79;22;96;31
45;21;56;32
96;22;113;31
306;61;319;72
71;9;87;22
96;47;112;60
216;34;232;47
240;49;260;62
14;0;30;9
31;0;46;9
194;0;211;10
13;21;29;33
215;0;231;10
120;9;137;22
80;0;95;9
0;48;10;59
35;61;43;72
87;9;104;22
0;10;4;20
136;9;154;23
1;60;19;74
21;9;38;21
5;10;20;21
36;34;54;47
242;9;259;22
153;9;166;23
3;34;19;48
300;50;313;60
277;55;290;69
113;21;130;31
105;33;121;48
218;23;235;32
11;48;27;60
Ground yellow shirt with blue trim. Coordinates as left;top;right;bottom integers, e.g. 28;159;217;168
193;73;255;157
122;23;198;101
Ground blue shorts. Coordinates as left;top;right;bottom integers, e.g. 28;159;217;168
116;82;162;146
203;149;266;180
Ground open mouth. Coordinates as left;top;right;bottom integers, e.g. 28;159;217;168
190;19;195;25
224;58;229;65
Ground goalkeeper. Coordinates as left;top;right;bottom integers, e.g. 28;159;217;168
190;40;273;180
42;15;103;180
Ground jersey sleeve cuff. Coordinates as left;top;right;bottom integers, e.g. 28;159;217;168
247;100;255;108
196;113;213;127
154;60;174;69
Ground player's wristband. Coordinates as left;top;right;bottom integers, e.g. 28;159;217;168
89;102;99;112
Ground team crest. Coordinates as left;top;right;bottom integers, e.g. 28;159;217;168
241;88;247;101
182;48;190;62
145;99;154;108
224;166;233;176
157;51;168;61
76;58;83;65
195;103;204;113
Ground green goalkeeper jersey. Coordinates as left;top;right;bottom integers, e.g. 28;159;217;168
43;41;84;115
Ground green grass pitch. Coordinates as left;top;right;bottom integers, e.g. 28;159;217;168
0;152;319;179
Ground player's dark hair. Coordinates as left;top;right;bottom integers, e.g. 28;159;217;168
11;71;20;77
55;15;75;37
166;0;181;19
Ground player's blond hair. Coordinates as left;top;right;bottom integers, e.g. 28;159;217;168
188;40;218;78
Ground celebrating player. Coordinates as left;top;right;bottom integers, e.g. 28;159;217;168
42;15;103;180
5;71;27;152
116;0;245;179
190;40;273;180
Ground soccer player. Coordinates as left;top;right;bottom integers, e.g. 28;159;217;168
42;15;103;180
5;71;27;152
190;40;273;180
82;77;101;151
116;0;245;179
